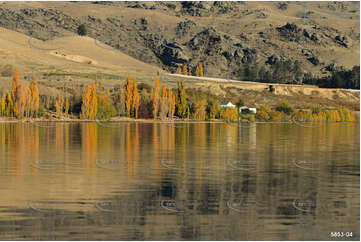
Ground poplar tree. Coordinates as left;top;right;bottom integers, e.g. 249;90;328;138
152;78;160;119
176;79;187;118
28;78;39;118
195;62;204;77
159;83;168;120
192;97;207;120
167;89;175;118
195;65;200;77
133;79;140;118
183;64;188;75
5;90;13;117
11;68;25;118
81;85;91;119
89;83;97;119
56;94;64;118
125;76;133;117
0;97;5;116
117;84;126;116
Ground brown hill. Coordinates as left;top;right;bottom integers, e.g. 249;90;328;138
0;1;359;80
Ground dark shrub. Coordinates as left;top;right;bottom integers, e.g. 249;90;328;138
77;24;87;36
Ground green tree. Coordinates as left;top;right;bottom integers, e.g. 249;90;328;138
176;79;187;118
293;60;303;84
207;99;220;119
77;24;87;36
275;101;293;115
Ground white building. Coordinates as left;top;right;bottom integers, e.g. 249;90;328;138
239;106;257;114
220;102;236;109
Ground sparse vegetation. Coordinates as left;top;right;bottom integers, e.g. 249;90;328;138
1;64;13;77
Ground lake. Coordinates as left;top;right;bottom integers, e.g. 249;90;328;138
0;122;359;240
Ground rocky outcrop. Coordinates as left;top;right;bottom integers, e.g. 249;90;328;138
307;57;320;66
277;23;320;43
0;2;358;79
335;35;349;48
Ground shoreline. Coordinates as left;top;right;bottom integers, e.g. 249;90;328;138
0;117;358;124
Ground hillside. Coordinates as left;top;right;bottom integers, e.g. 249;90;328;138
0;2;359;113
0;26;161;97
0;26;159;78
0;1;359;80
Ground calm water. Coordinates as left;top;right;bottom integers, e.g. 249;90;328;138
0;122;359;240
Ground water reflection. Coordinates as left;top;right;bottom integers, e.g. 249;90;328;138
0;122;359;240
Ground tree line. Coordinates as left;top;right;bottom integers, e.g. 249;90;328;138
237;60;303;84
176;62;204;77
303;66;360;89
0;68;356;122
0;68;41;118
237;61;360;90
0;68;238;121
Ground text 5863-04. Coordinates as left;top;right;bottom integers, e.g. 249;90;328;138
330;232;353;238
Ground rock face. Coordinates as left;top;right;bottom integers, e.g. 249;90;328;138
0;1;359;78
276;23;320;44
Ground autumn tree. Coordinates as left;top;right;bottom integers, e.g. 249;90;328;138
81;86;91;119
28;77;40;118
199;62;204;77
0;96;5;116
115;83;126;116
65;97;69;117
125;76;133;117
4;90;13;117
159;83;168;120
11;68;26;118
207;99;220;119
56;94;64;118
221;108;238;121
176;79;187;118
186;105;190;119
195;62;204;77
81;83;98;120
183;64;188;75
133;79;140;118
191;97;207;120
89;83;98;119
97;86;116;120
152;78;160;119
195;65;200;77
167;89;176;118
11;68;19;102
176;66;182;74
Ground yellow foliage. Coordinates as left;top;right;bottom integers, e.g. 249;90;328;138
256;109;270;121
65;97;69;117
125;76;133;117
133;79;140;118
183;64;188;75
152;78;160;119
294;107;355;122
269;110;283;121
0;98;5;116
192;98;207;120
220;108;238;121
81;83;98;120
